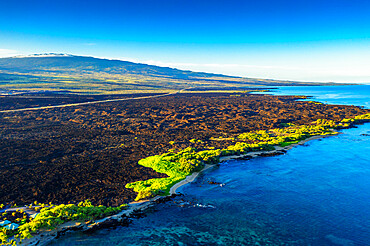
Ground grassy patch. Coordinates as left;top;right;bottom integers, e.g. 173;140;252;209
126;113;370;201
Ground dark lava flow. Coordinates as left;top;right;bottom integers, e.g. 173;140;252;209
0;92;368;206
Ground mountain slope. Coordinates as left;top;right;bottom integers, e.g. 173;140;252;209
0;54;233;79
0;54;330;94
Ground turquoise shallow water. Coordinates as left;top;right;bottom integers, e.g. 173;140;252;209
51;85;370;246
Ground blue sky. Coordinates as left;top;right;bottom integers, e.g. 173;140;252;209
0;0;369;83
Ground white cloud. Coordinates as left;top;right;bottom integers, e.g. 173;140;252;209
0;49;19;57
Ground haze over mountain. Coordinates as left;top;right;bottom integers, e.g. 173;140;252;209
0;54;336;94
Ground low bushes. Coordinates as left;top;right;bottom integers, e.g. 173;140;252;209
126;113;370;201
0;200;126;245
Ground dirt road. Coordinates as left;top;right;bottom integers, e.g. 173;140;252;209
0;91;180;113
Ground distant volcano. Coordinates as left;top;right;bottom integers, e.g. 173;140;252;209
0;54;337;94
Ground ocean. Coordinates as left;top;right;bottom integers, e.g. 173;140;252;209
51;85;370;246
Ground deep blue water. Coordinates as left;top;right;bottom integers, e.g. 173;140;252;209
259;85;370;108
52;85;370;246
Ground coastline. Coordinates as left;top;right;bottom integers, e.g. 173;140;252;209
220;133;337;162
169;134;338;197
169;164;215;195
19;132;338;246
1;85;368;246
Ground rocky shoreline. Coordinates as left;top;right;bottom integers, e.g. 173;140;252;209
2;92;367;207
20;133;336;246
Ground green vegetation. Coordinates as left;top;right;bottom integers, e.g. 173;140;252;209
126;113;370;201
307;101;323;104
1;111;369;245
0;55;335;95
189;139;203;143
125;147;221;201
0;200;126;245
